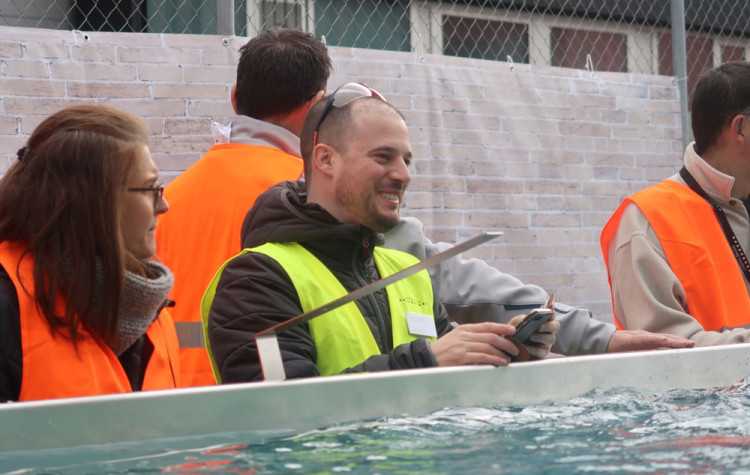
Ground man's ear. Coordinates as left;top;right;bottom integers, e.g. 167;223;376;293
732;114;750;142
302;90;326;115
311;90;325;106
312;143;336;177
231;84;238;114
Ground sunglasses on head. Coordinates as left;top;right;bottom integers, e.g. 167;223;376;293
312;82;387;147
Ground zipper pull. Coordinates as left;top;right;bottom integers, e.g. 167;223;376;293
362;237;370;256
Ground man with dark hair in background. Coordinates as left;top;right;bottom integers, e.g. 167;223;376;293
602;61;750;345
155;28;332;387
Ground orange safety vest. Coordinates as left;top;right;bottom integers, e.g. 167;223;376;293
0;241;180;401
601;180;750;331
155;143;303;387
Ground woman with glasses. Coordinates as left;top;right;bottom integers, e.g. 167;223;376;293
0;105;179;402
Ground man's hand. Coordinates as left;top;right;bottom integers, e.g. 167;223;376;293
508;314;561;360
429;322;519;367
607;329;695;353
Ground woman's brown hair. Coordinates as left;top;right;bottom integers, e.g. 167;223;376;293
0;105;150;344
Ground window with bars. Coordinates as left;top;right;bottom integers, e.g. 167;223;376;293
313;0;411;52
261;1;302;29
550;28;628;73
442;16;530;64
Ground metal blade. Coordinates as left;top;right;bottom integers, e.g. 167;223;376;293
257;231;503;381
256;333;286;381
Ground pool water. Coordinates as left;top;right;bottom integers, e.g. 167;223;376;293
5;379;750;474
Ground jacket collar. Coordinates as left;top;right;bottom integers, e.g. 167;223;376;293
242;180;384;252
226;115;301;158
682;142;737;206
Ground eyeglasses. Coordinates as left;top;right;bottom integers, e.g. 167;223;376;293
125;184;165;208
312;82;387;147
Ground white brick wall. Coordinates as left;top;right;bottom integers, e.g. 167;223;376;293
0;26;685;323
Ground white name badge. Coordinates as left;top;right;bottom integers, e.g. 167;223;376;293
406;312;438;338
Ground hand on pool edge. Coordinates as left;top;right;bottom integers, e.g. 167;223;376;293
607;329;696;353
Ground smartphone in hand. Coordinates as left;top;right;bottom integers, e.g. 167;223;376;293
512;308;555;344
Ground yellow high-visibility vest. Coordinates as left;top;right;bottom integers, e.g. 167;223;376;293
202;241;436;380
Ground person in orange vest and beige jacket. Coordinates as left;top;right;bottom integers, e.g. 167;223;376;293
601;61;750;345
0;105;179;402
154;28;332;387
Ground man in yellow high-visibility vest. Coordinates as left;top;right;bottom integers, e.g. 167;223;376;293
203;85;538;381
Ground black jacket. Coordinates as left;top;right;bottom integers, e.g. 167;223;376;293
207;180;452;382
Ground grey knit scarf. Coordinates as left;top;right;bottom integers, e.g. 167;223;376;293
113;260;174;355
63;259;174;356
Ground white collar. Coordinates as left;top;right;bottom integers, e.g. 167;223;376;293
683;142;737;205
222;115;301;158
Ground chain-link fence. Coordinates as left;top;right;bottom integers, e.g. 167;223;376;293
4;2;748;69
2;1;748;111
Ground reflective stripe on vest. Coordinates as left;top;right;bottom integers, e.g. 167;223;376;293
201;242;435;380
0;241;180;401
155;142;303;387
601;180;750;331
174;321;206;348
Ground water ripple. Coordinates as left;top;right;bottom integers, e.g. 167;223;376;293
6;380;750;474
